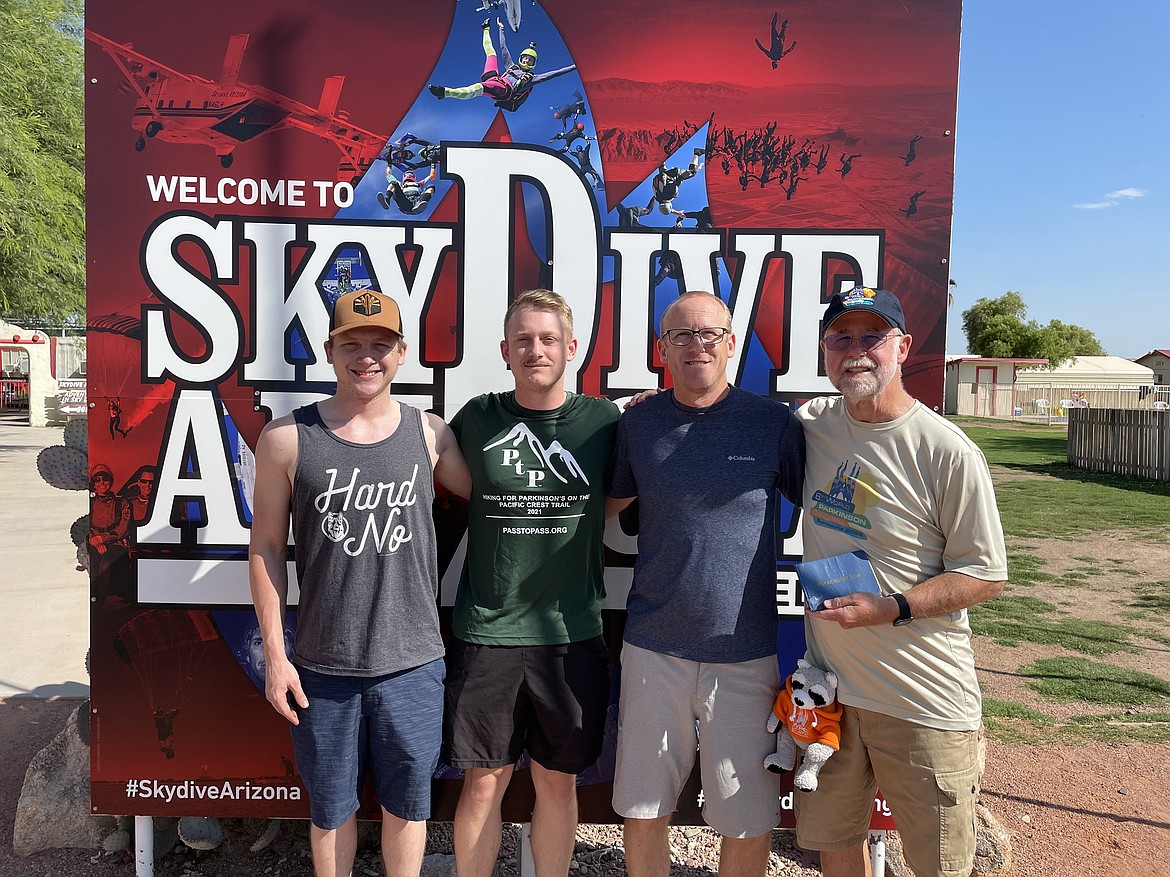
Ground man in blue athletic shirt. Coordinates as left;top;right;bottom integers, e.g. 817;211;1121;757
607;290;804;877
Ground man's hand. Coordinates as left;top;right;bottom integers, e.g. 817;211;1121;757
624;387;662;409
812;591;898;629
265;656;308;725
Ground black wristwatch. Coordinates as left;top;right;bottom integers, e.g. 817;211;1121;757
891;592;913;626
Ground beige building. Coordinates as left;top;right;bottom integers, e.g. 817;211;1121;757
946;355;1163;419
1135;349;1170;387
943;355;1047;417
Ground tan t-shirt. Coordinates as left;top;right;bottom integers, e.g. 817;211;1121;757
795;396;1007;731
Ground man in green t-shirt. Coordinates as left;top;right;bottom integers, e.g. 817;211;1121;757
445;288;619;877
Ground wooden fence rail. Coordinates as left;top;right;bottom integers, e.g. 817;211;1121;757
1067;408;1170;482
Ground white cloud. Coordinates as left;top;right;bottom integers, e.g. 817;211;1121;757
1074;188;1148;209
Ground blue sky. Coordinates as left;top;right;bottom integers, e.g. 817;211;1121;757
947;0;1169;359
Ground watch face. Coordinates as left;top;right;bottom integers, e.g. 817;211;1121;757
893;615;914;627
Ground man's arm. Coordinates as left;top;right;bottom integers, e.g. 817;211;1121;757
423;411;472;500
815;571;1005;629
248;418;307;724
605;496;635;518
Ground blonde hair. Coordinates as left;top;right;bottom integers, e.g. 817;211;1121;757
504;288;574;338
659;290;731;336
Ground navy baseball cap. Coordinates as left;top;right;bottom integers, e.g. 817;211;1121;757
821;286;906;334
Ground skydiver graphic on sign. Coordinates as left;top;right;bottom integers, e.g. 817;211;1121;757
839;152;861;178
814;143;830;174
570;143;604;190
382;132;441;173
428;18;575;112
551;89;586;131
901;134;923;167
647;148;705;227
756;13;797;69
107;397;131;439
549;122;594;153
155;706;181;759
617;202;653;228
378;165;437;214
899;190;926;217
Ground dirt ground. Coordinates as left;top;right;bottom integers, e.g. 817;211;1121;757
3;698;1168;876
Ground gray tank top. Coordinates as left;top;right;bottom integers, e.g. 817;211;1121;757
290;402;442;676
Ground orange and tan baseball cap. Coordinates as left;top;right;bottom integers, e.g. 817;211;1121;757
329;289;404;339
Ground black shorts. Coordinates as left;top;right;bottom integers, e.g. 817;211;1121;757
443;636;611;774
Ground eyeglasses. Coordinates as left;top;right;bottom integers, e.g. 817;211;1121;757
822;331;901;353
662;327;730;347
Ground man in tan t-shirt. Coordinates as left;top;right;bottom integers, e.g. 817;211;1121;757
794;286;1006;877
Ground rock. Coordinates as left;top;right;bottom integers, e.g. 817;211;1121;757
880;805;1011;877
13;705;116;856
971;803;1012;876
249;818;283;852
880;832;913;877
420;851;455;877
101;830;130;853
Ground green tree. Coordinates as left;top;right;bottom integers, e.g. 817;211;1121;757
0;0;85;323
961;292;1105;367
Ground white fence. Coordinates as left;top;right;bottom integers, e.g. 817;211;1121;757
952;382;1170;423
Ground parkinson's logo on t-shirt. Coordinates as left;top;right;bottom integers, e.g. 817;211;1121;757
484;422;590;489
312;465;419;556
809;458;877;540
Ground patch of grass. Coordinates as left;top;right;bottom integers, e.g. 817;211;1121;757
959;425;1170;539
960;427;1067;467
982;697;1049;721
1072;556;1097;563
975;594;1057;619
1006;552;1056;587
980;698;1054;745
1061;713;1170;745
972;599;1139;654
992;479;1170;539
1130;581;1170;615
1019;657;1170;705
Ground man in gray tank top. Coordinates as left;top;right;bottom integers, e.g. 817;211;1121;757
249;289;471;877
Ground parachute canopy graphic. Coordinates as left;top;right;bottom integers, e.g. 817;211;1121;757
114;609;221;711
87;313;172;429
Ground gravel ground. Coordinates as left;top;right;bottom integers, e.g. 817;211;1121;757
5;710;1169;877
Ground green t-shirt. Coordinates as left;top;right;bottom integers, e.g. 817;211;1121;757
450;392;620;645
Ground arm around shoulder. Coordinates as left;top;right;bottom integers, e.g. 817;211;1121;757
424;411;472;500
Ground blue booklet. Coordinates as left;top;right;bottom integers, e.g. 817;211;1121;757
794;550;882;611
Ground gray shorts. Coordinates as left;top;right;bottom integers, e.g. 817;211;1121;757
612;642;781;838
